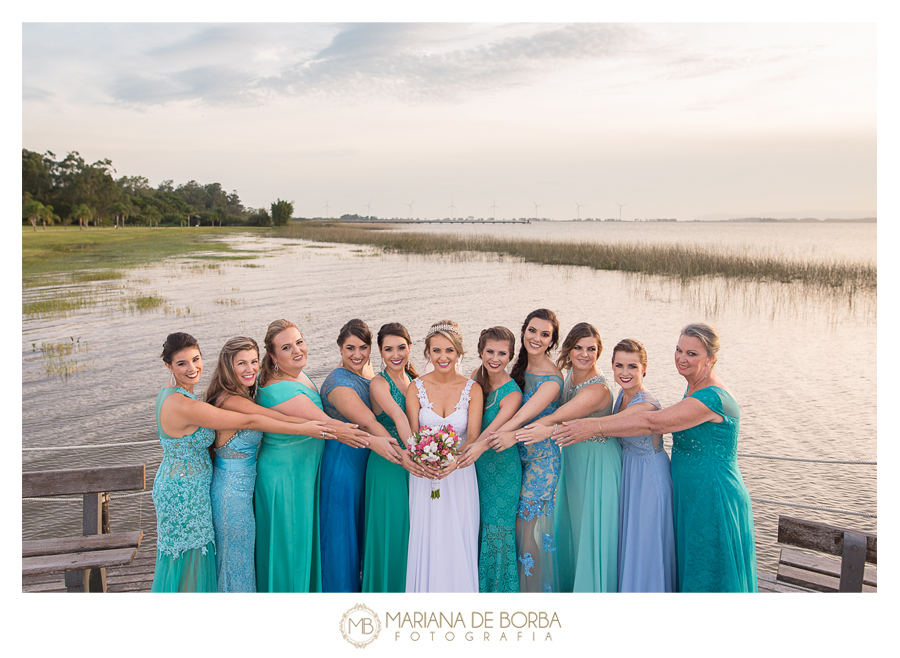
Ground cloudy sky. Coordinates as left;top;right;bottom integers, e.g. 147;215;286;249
21;20;877;221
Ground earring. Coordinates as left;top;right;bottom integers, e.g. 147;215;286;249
167;372;176;387
274;362;279;372
380;358;386;371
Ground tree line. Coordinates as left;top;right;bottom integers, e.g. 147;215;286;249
22;148;294;230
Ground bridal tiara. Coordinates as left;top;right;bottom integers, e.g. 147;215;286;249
428;323;461;336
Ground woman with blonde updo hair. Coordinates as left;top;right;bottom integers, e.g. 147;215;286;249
404;320;484;592
554;323;757;592
207;336;333;592
254;319;370;592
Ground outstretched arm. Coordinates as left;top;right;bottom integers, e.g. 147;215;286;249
327;387;401;464
489;379;561;452
515;381;610;445
457;389;522;468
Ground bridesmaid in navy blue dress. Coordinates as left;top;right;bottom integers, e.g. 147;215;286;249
205;336;335;592
319;319;403;592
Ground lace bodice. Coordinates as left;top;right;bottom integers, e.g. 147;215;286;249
414;377;475;442
153;386;216;558
614;390;664;456
672;386;741;461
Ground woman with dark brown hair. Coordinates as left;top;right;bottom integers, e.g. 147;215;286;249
319;319;403;593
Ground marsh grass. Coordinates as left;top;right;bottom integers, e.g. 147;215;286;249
23;290;99;318
122;294;167;313
34;337;92;379
214;297;244;306
276;222;876;300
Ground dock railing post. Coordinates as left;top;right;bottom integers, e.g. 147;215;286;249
839;531;867;593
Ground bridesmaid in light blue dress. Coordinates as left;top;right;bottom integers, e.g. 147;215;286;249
610;339;675;593
515;322;620;593
205;336;333;592
319;319;403;593
488;309;564;593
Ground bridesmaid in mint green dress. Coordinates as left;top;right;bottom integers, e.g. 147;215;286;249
363;322;427;592
152;332;325;593
517;322;620;592
554;323;758;592
488;309;564;593
253;320;371;593
457;326;523;593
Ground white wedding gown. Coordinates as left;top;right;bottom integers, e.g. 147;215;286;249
406;377;480;592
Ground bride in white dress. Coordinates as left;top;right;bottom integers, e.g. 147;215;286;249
404;320;484;592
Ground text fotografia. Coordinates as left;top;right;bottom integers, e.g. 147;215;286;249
387;611;561;642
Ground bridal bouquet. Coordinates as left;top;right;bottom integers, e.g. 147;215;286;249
407;424;463;500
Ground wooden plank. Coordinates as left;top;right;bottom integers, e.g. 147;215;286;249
777;515;877;564
23;547;138;576
23;531;143;558
23;465;145;497
777;564;876;593
757;571;814;593
780;548;876;587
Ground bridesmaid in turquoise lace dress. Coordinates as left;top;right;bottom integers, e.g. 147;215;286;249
457;326;523;593
364;322;432;592
205;336;334;592
320;319;403;592
152;332;328;593
555;323;757;592
488;309;564;593
516;323;620;592
254;320;371;593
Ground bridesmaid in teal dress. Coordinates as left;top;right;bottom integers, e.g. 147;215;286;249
205;336;334;592
516;322;620;592
254;320;371;593
319;319;403;592
489;309;564;593
554;323;758;592
457;326;523;593
152;332;325;593
364;322;433;592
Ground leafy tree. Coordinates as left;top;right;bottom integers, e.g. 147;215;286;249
271;199;294;226
248;208;272;227
24;199;45;231
143;206;162;228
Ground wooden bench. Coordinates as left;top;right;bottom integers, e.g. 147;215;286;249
22;465;145;592
776;515;876;593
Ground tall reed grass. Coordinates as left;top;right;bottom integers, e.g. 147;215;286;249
276;222;876;296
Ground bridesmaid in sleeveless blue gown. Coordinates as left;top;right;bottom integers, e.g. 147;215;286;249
153;332;325;593
457;326;523;593
553;324;757;592
488;310;564;593
320;320;402;593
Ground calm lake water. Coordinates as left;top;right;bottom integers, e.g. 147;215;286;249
21;222;877;576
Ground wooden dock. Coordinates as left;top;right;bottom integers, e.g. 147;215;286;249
23;553;804;593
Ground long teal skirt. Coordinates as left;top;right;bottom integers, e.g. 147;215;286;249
150;542;217;592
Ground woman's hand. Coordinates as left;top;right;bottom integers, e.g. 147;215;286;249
514;423;553;446
457;440;489;469
434;459;459;480
402;451;443;479
331;421;370;448
488;430;519;452
553;418;599;447
298;420;337;441
367;434;403;464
